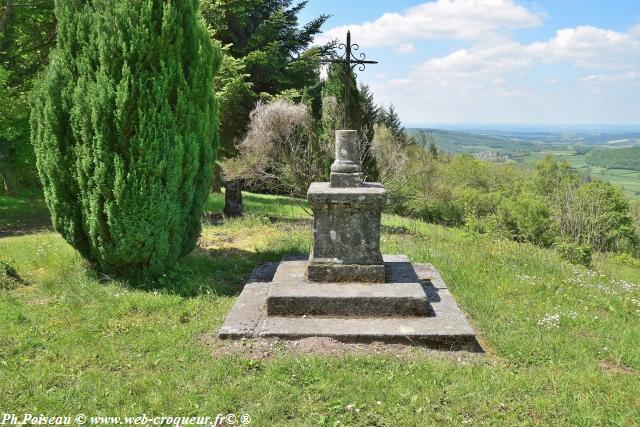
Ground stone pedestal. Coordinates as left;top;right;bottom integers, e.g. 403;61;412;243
307;182;385;282
306;130;386;283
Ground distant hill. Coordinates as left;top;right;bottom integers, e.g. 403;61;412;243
409;127;640;150
408;128;544;154
586;146;640;171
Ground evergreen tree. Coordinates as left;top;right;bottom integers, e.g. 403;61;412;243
321;64;379;180
200;0;331;212
0;0;56;193
379;104;409;145
200;0;331;156
31;0;221;277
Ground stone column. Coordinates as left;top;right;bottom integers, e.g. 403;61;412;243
307;130;386;283
330;130;364;188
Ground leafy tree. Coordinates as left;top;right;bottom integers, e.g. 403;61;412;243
497;193;555;247
573;182;636;252
31;0;221;277
0;0;56;194
530;155;580;196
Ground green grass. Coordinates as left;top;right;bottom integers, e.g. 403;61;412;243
204;190;310;220
0;195;51;236
1;193;639;424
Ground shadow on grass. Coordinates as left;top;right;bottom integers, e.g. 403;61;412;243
124;245;303;298
381;224;414;236
0;196;52;238
204;191;310;219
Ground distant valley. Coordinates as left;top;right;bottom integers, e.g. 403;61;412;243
409;127;640;200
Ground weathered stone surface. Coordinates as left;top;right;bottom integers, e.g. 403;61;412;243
248;262;278;282
307;182;386;204
260;316;475;348
218;259;478;349
330;172;363;188
330;130;361;176
307;263;385;283
274;255;411;283
307;182;386;282
218;282;268;338
223;178;243;218
268;277;431;317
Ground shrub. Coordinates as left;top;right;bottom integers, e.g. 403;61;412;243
0;259;25;289
497;193;555;247
554;241;592;267
554;182;636;252
226;99;327;197
31;0;220;277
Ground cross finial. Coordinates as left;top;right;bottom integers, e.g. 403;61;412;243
321;31;378;129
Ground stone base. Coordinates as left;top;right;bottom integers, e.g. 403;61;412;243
269;261;429;316
330;172;363;187
218;255;478;349
307;262;385;283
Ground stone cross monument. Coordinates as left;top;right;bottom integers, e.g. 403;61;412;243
218;32;477;347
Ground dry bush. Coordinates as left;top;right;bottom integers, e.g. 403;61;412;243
224;100;328;197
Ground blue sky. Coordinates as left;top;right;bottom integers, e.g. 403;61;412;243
300;1;640;126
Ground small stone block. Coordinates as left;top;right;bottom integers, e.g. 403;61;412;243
307;182;386;204
307;262;386;283
330;172;363;188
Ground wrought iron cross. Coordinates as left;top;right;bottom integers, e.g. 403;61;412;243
321;31;378;129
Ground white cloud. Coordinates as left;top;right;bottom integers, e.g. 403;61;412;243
323;3;640;124
367;24;640;124
396;43;417;54
408;25;640;88
317;0;544;49
529;26;640;68
580;71;640;84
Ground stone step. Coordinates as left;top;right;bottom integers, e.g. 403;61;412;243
259;315;476;348
267;281;431;316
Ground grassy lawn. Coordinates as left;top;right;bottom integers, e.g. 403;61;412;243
0;195;51;237
1;193;639;424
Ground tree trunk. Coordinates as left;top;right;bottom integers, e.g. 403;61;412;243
0;171;9;195
211;162;222;193
0;2;13;36
223;178;243;218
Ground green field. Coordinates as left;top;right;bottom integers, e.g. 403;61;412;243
569;155;640;199
2;193;639;424
520;151;640;200
413;128;640;201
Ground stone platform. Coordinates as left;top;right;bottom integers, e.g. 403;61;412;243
219;255;477;349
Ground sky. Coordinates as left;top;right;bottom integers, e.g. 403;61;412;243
299;0;640;127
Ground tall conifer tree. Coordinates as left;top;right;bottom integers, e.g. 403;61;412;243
31;0;221;277
322;64;379;180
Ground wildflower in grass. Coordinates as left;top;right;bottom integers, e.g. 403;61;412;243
537;314;560;329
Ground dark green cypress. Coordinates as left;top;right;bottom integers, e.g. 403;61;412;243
31;0;220;277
